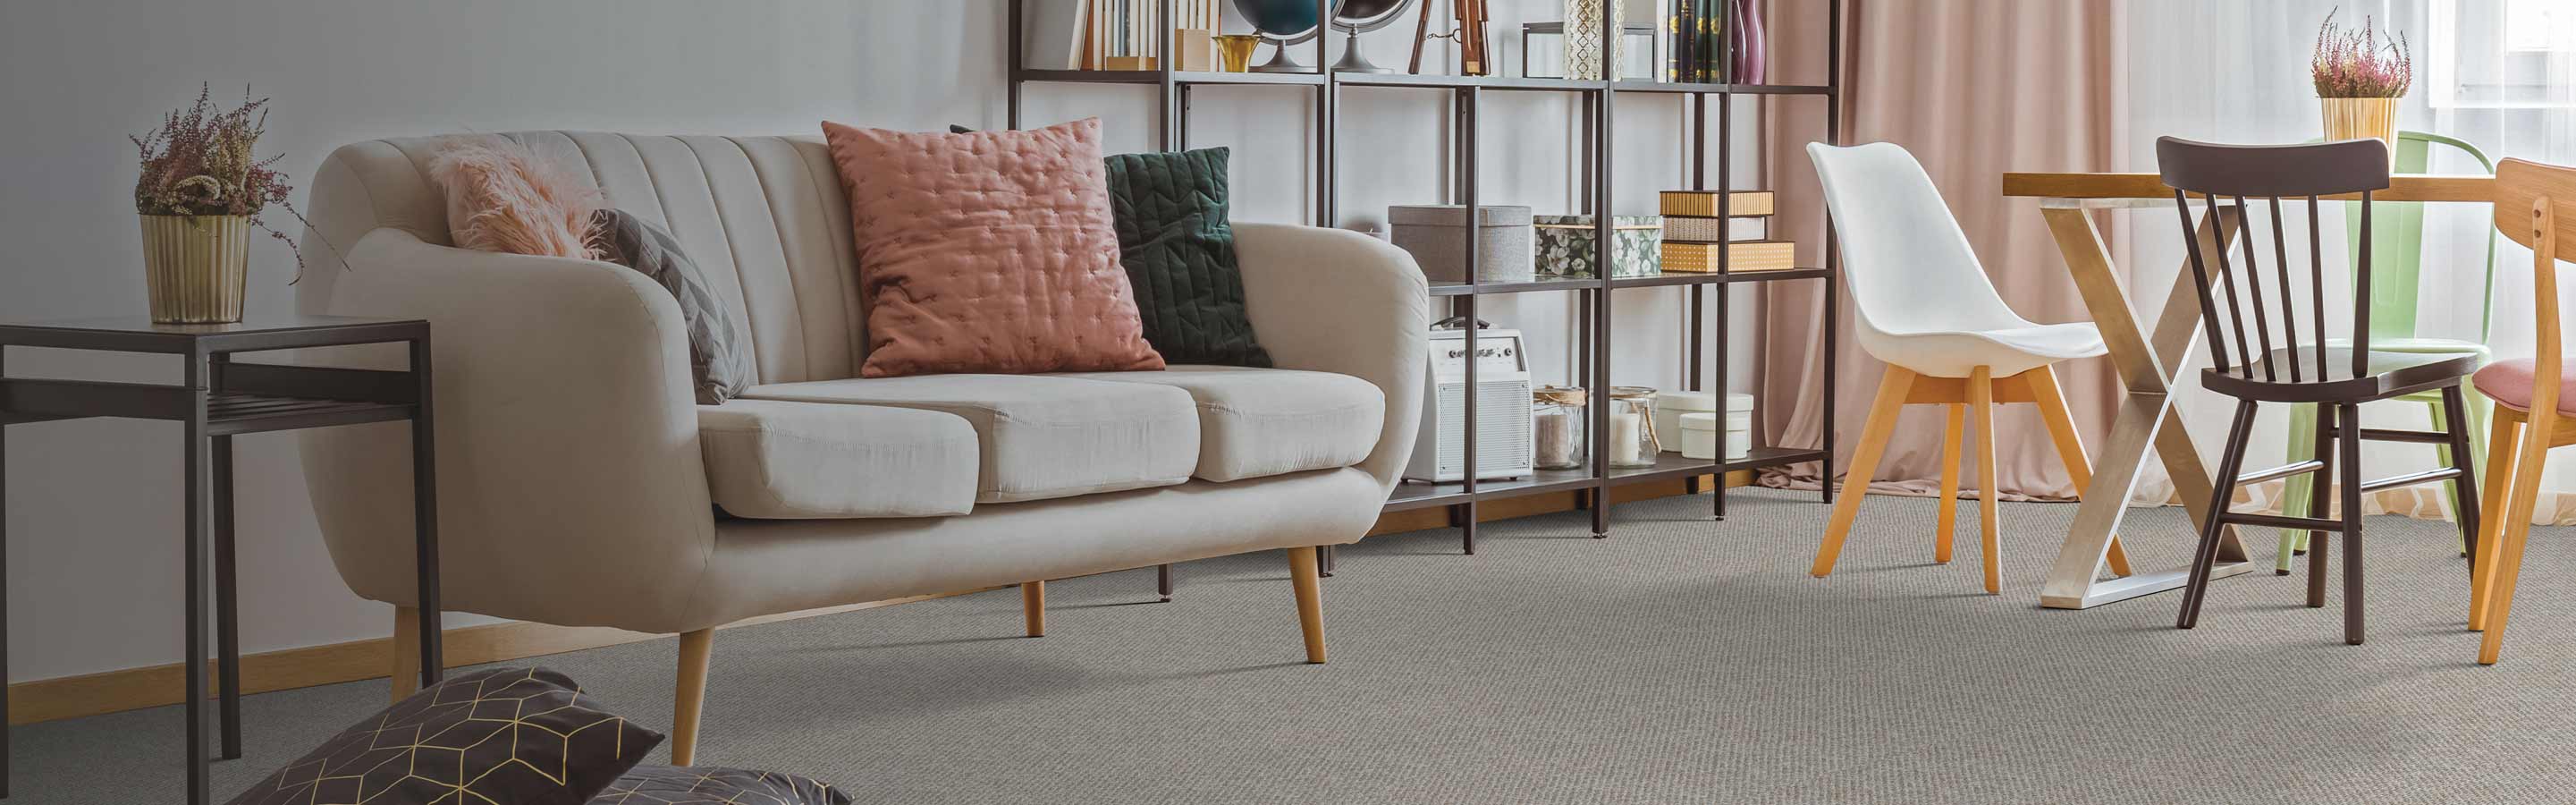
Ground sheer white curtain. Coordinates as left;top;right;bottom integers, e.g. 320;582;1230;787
2115;0;2576;521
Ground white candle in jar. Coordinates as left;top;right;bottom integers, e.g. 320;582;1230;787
1610;410;1642;465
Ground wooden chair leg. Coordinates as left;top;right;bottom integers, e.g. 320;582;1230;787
2480;407;2554;664
1812;366;1917;578
2428;397;2470;557
2339;402;2369;646
1287;547;1325;664
1022;581;1046;638
1968;367;2003;594
2440;386;2484;584
2275;402;2321;573
2306;403;2337;609
671;629;714;766
2177;400;2259;630
390;606;421;704
1935;402;1964;564
2470;409;2524;631
2025;364;2131;577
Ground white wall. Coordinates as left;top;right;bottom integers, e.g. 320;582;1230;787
0;0;1769;682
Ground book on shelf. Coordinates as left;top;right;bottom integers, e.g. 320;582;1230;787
1659;190;1775;217
1660;215;1766;242
1666;0;1730;83
1660;240;1798;273
1052;0;1217;71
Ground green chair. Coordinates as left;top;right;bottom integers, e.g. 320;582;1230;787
2273;131;2499;573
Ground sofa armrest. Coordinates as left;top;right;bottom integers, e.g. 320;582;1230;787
1234;223;1429;494
296;228;718;632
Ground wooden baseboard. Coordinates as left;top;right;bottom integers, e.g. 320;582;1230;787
4;589;990;726
11;470;1755;725
1369;470;1753;535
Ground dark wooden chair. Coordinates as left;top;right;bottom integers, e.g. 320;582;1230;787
2157;137;2484;645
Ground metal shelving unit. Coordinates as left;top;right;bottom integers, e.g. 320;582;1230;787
1007;0;1842;555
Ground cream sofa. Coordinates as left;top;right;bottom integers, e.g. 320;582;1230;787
293;131;1426;762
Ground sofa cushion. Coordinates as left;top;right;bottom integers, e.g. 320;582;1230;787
698;400;978;519
1103;147;1271;368
739;375;1198;503
1054;366;1382;482
820;118;1166;377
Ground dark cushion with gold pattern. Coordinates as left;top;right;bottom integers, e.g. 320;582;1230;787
225;666;662;805
588;765;852;805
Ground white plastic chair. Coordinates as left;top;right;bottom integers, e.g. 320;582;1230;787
1803;141;2129;593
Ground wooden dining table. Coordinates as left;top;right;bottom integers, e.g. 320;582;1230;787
2000;172;2499;609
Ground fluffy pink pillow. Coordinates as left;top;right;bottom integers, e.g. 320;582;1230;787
822;118;1164;377
427;135;602;258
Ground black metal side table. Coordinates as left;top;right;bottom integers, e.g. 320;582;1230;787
0;315;443;805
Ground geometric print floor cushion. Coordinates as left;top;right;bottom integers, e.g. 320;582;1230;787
224;666;663;805
587;766;851;805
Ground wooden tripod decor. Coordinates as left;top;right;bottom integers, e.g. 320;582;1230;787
1408;0;1490;75
1809;364;2133;593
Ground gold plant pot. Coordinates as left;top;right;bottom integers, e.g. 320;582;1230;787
139;214;250;324
1216;34;1262;72
2320;97;2399;167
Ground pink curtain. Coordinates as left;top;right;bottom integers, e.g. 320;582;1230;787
1757;0;2124;500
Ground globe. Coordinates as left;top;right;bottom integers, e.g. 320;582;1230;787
1232;0;1327;41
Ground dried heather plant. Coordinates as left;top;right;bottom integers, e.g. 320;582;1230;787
131;84;325;275
2312;8;2411;98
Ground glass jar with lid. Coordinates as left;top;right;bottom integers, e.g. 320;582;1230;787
1607;386;1660;468
1532;386;1588;470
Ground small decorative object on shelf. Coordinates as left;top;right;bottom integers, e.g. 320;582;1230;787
1533;386;1589;470
1660;240;1796;273
1331;0;1416;73
1390;204;1535;284
1653;389;1715;453
131;84;312;324
1409;0;1491;75
1661;214;1761;242
1560;0;1628;80
1659;189;1774;217
1676;393;1753;459
2312;7;2409;165
1607;386;1660;468
1236;0;1329;72
1519;21;1660;80
1216;33;1263;71
1405;320;1537;483
1727;0;1765;83
1535;215;1662;279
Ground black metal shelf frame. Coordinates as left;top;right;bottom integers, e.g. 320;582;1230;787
1006;0;1843;553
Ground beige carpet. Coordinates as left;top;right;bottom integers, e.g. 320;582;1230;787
19;489;2575;803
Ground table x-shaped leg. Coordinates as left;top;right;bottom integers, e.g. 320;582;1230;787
2038;199;2259;609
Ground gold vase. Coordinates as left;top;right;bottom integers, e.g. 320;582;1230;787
2320;97;2399;167
139;214;250;324
1215;34;1261;72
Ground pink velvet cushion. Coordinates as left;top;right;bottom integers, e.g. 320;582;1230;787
2473;358;2576;414
823;118;1165;377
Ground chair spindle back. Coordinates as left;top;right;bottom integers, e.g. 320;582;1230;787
2154;137;2392;382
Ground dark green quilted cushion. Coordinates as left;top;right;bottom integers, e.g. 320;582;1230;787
1102;147;1271;367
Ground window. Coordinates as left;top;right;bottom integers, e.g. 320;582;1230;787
2428;0;2576;108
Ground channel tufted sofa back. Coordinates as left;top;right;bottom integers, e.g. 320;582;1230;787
300;131;866;385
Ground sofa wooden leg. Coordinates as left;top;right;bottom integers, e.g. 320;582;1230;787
671;629;714;766
390;606;421;704
1288;547;1325;664
1022;581;1046;637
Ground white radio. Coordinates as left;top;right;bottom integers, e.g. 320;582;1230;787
1403;322;1536;484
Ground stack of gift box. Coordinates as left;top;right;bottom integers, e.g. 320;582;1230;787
1657;190;1797;273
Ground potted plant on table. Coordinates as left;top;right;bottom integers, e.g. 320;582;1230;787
2312;8;2411;166
131;85;307;324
